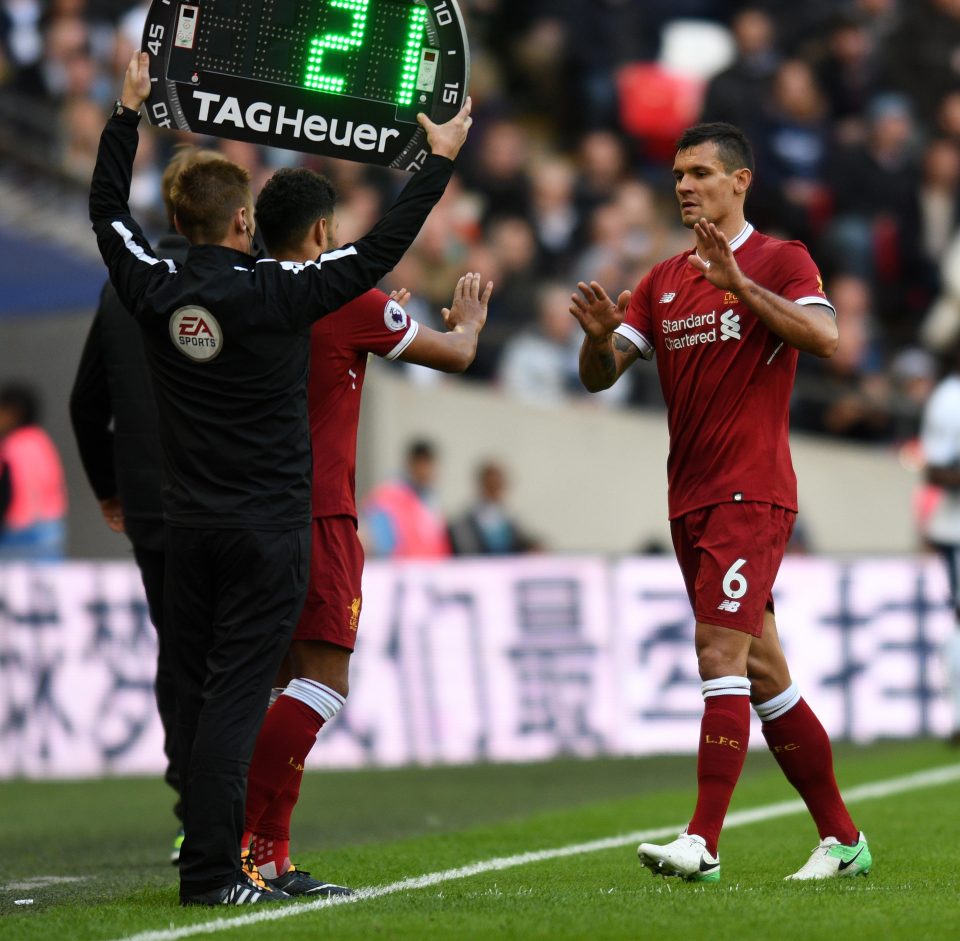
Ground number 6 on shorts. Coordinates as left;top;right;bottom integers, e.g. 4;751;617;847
723;558;748;599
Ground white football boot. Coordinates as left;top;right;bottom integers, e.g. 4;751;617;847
637;831;720;882
785;832;872;880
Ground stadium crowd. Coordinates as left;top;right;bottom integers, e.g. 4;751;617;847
2;0;960;442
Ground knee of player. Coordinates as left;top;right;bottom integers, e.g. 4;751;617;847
289;641;351;697
696;646;748;682
295;671;349;700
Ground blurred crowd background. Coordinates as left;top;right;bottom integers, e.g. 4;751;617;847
3;0;960;556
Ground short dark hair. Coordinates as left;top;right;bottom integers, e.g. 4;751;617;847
0;383;39;427
407;439;436;463
676;122;755;175
171;158;252;245
255;168;338;256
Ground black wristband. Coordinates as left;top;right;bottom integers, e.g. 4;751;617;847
111;100;142;124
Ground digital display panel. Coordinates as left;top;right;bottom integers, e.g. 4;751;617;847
142;0;469;170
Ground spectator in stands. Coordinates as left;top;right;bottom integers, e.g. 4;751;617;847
13;14;103;103
824;93;923;344
935;88;960;146
890;347;937;440
701;7;780;131
573;130;629;221
792;275;893;441
0;382;67;559
498;282;583;408
854;0;901;46
881;0;960;127
448;460;539;556
528;155;579;277
500;281;632;408
470;215;540;380
752;58;831;243
921;227;960;353
814;12;881;140
461;119;531;224
362;439;450;559
918;137;960;269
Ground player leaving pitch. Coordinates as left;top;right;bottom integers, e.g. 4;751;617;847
571;122;872;882
239;165;491;897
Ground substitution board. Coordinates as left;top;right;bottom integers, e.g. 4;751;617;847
141;0;469;170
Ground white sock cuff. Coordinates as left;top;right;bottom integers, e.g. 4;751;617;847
282;678;346;722
754;683;801;722
701;676;751;699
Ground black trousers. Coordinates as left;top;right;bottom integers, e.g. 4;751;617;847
132;543;181;820
166;524;309;896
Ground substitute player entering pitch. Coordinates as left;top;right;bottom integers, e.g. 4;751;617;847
571;122;871;883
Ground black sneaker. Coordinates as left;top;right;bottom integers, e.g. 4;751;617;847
180;871;291;906
265;865;353;897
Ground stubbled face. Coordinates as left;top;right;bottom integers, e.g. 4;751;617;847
672;141;746;230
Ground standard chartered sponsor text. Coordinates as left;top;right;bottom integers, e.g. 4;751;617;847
663;310;716;351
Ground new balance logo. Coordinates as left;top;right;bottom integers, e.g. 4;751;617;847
720;309;741;341
659;292;676;303
178;315;213;337
717;600;741;612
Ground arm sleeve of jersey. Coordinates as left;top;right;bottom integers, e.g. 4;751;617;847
772;242;836;315
344;289;420;359
283;155;454;328
613;274;655;359
922;387;960;467
69;301;118;501
89;112;174;316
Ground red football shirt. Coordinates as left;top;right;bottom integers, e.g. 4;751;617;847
615;223;833;519
308;288;419;519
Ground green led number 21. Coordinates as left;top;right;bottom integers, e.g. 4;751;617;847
304;0;428;107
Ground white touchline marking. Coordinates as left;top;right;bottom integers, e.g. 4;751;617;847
3;875;87;891
112;762;960;941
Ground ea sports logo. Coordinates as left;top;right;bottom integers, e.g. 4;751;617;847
169;306;223;362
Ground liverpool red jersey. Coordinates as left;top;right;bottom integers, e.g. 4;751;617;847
615;223;832;519
308;289;419;519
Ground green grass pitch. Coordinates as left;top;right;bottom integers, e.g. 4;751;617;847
2;740;958;940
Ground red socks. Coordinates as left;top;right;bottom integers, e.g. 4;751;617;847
687;677;751;856
244;695;325;839
244;678;346;878
759;690;857;844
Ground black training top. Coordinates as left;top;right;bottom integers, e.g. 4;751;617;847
89;109;453;530
70;234;188;552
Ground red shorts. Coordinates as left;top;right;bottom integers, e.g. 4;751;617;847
670;502;795;637
294;515;364;650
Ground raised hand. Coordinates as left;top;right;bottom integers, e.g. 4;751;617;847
389;288;411;307
121;50;151;112
442;272;492;332
687;219;746;292
569;281;630;340
417;97;473;160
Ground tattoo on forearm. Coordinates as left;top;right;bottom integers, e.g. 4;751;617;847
613;334;632;353
597;346;616;378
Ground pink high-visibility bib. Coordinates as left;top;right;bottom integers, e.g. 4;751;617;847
1;426;68;529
